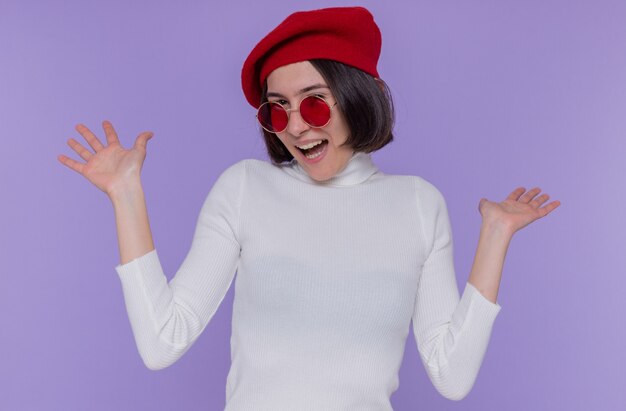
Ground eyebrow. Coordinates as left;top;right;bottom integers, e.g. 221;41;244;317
266;84;329;99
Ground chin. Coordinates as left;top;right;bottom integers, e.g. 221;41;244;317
309;172;333;182
289;142;352;182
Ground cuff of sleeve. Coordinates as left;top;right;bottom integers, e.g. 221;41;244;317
461;282;502;321
114;249;167;306
452;282;502;333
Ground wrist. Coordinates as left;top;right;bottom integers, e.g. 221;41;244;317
108;180;144;205
480;218;515;240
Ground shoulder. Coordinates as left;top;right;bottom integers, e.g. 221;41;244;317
215;158;268;180
212;158;287;192
220;158;280;176
411;175;447;208
376;172;446;208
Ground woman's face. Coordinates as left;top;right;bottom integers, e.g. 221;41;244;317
265;61;354;182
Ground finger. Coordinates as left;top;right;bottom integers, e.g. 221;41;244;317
57;154;85;175
530;193;550;208
538;200;561;217
519;187;541;203
506;187;526;201
134;131;154;150
67;137;93;161
75;123;105;152
102;120;120;145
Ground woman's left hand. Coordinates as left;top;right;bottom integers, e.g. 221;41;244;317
478;187;561;235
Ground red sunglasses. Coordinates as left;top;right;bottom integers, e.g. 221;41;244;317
256;95;337;133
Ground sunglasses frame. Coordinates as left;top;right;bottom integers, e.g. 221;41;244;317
256;95;338;134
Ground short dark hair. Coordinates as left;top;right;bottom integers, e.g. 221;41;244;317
258;59;395;164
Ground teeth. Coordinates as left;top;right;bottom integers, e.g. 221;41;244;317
296;140;324;150
305;150;324;159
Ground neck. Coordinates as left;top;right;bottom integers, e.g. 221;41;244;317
281;151;379;187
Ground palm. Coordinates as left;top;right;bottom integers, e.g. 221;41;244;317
58;121;153;196
479;187;561;234
82;143;143;192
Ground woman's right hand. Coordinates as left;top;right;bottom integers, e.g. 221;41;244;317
57;120;154;199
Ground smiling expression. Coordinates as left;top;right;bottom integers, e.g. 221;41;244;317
265;61;354;182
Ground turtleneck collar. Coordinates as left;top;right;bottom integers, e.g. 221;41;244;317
279;151;379;187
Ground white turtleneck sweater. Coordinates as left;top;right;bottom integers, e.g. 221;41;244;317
115;152;501;410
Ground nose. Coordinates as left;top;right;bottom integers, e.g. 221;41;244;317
285;107;310;136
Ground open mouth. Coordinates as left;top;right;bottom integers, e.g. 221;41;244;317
297;139;329;159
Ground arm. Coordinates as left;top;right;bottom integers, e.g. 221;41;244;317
110;181;155;265
114;162;244;370
412;184;559;400
58;120;243;370
412;183;501;401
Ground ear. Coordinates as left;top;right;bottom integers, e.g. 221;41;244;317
374;77;387;93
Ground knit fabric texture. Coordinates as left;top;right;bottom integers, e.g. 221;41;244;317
115;151;502;410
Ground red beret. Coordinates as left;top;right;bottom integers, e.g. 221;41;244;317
241;6;382;108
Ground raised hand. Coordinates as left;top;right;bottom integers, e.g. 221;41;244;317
478;187;561;235
57;120;154;198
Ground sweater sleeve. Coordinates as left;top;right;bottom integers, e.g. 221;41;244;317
412;179;501;400
114;160;245;370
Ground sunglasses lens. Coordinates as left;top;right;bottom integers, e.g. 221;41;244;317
258;102;288;132
257;97;331;132
300;96;331;127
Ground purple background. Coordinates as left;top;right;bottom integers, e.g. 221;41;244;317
1;0;624;410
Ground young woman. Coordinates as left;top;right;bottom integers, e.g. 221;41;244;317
57;6;560;410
